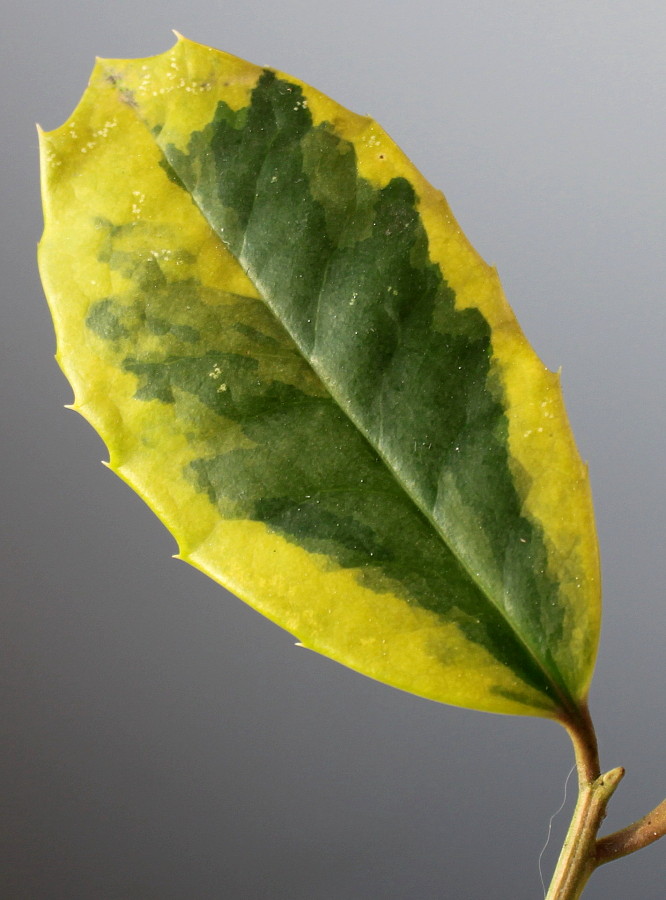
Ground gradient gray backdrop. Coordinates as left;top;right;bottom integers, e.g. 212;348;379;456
2;1;665;897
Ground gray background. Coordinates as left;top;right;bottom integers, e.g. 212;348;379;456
2;1;665;897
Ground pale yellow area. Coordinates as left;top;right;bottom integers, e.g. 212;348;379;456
96;36;260;155
187;519;553;716
196;234;260;299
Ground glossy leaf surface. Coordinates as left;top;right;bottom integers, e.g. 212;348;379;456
38;37;600;719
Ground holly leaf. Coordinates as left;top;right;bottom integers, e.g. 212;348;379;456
38;35;600;720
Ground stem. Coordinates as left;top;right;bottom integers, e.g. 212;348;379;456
544;704;612;900
545;702;666;898
545;766;624;900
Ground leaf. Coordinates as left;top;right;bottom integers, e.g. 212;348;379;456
38;36;600;720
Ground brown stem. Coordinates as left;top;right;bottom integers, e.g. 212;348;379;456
596;797;666;865
563;702;601;786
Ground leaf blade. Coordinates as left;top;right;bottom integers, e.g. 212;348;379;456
38;37;600;718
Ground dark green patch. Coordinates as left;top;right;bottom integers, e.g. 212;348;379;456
86;298;128;341
151;73;577;704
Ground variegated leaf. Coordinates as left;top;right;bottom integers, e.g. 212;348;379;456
38;36;600;720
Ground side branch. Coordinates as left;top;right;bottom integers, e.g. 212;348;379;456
596;797;666;865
